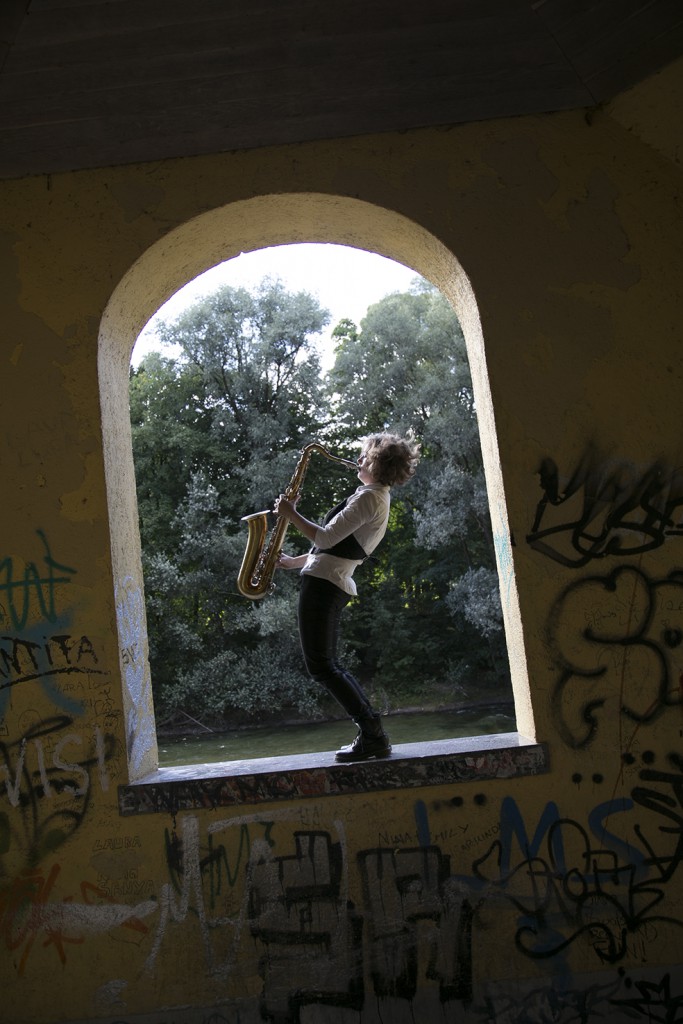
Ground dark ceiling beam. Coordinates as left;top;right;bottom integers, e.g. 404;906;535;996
0;0;681;180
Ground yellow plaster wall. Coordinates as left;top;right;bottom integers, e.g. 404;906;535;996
606;55;683;170
2;81;683;1023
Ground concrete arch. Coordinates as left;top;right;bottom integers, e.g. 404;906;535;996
98;192;532;780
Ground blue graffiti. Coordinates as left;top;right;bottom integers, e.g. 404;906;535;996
416;772;683;972
0;530;77;631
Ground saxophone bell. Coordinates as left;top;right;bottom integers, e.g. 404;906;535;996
237;510;273;599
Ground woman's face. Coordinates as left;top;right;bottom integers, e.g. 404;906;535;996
357;450;377;485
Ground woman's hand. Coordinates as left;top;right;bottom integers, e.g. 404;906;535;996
274;493;298;520
274;493;318;544
277;552;307;570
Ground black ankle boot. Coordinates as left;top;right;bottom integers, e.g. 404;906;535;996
335;715;391;762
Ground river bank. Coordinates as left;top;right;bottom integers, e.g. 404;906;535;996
157;704;517;766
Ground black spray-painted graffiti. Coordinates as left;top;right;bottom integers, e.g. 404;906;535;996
527;450;683;567
8;758;682;1022
478;970;683;1024
358;844;475;1004
0;714;125;975
0;632;105;694
249;830;365;1020
611;970;683;1022
238;760;683;1021
547;565;683;749
155;764;680;1022
0;714;115;867
51;970;683;1024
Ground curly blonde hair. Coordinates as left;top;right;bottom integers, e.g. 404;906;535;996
361;432;421;487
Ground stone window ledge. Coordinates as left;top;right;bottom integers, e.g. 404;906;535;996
118;732;548;815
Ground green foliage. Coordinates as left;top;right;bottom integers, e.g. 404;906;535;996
130;275;511;729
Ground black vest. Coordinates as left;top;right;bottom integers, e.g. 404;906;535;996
311;498;368;560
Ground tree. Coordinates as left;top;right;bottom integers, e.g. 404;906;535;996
131;276;511;730
130;351;216;552
131;279;343;724
156;278;331;496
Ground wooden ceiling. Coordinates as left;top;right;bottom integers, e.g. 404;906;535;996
1;0;683;180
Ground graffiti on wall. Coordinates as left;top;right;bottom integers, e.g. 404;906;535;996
0;532;143;977
0;532;121;825
478;968;683;1024
0;531;100;719
0;530;77;632
527;449;683;568
0;707;131;975
547;565;683;748
527;452;683;747
1;713;113;834
4;756;683;1018
462;757;683;966
115;575;155;775
122;747;683;1022
61;967;683;1024
0;858;156;977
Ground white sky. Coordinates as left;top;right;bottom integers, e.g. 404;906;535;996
132;243;421;368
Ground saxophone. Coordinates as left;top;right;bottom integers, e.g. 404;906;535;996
237;442;358;599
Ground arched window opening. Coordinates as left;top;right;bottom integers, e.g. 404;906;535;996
99;194;533;784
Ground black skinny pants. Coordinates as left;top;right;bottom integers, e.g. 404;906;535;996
297;574;375;721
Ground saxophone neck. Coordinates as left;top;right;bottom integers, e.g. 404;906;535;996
300;441;357;472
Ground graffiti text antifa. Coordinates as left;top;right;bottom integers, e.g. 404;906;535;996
0;633;102;690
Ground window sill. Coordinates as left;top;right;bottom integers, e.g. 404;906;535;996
118;732;548;815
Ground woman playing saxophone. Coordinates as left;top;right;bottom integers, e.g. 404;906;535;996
275;431;420;762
